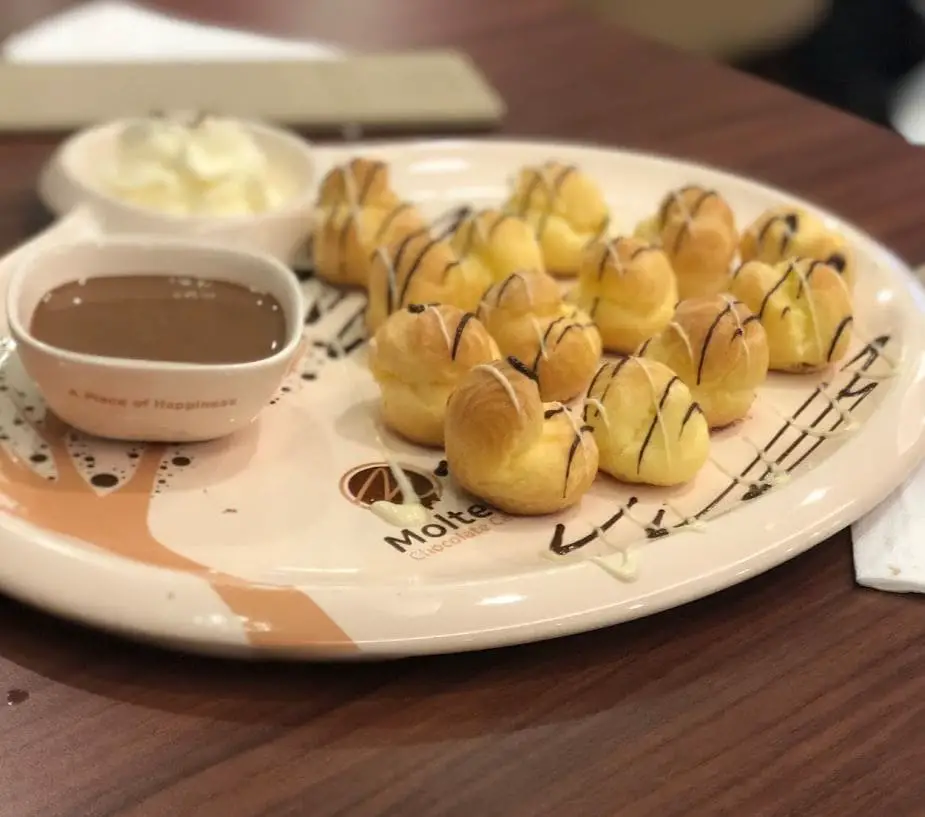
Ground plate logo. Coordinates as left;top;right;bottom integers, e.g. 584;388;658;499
340;462;441;509
338;461;509;558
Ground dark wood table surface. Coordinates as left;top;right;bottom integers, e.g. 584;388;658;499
3;1;925;815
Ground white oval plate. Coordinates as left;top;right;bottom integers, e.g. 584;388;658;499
1;139;924;660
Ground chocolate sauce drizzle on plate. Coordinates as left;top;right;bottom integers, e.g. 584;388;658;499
549;497;640;556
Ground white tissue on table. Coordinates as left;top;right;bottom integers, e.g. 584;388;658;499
2;0;344;63
853;462;925;593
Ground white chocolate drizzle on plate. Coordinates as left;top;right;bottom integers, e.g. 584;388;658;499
760;388;857;437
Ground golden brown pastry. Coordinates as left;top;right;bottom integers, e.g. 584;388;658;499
504;161;610;277
478;269;602;403
635;185;737;300
312;158;427;288
365;230;493;334
584;356;710;486
729;258;853;372
739;206;854;289
447;208;546;283
368;303;500;447
570;236;678;354
638;295;770;429
445;357;599;515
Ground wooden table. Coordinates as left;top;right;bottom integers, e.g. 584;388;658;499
3;2;925;815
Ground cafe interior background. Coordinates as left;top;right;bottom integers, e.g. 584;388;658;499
0;0;922;138
587;0;925;140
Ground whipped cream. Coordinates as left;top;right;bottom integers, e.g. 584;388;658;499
103;115;289;217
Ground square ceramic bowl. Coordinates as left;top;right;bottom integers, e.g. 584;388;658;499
7;237;305;442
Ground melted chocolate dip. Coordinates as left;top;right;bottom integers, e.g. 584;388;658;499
30;275;287;365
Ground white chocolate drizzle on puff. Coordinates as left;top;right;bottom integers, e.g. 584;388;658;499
447;207;546;284
573;236;677;355
583;356;710;487
634;184;738;299
314;158;427;289
471;362;522;415
740;206;854;289
504;161;611;276
445;357;599;515
366;229;492;333
729;257;853;372
639;294;769;429
368;303;499;448
478;269;602;403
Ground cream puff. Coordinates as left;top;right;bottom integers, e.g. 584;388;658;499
313;158;427;288
447;207;546;283
368;303;500;447
635;185;737;300
504;161;610;277
570;236;678;354
638;295;769;428
584;356;710;486
739;206;854;289
365;230;493;334
729;258;853;371
478;269;603;403
445;357;599;515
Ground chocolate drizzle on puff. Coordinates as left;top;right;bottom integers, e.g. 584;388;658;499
658;186;720;254
450;312;477;361
507;355;538;382
826;315;854;362
637;376;680;473
696;300;737;384
583;356;710;487
563;424;595;497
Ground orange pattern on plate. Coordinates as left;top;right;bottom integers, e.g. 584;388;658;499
0;411;356;652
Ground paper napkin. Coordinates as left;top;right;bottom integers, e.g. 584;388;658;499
2;0;344;62
853;466;925;592
853;265;925;592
